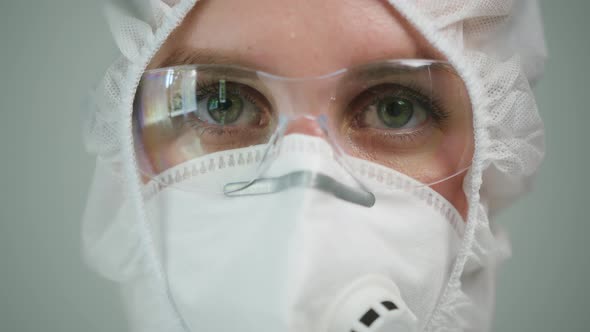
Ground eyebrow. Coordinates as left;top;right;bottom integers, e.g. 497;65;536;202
156;48;262;70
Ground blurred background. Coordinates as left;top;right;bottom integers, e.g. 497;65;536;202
0;1;588;331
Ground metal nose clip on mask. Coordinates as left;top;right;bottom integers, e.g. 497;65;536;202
224;115;377;207
132;59;474;202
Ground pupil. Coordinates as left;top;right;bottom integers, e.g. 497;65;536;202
219;99;233;110
378;97;413;128
386;101;405;116
207;96;242;124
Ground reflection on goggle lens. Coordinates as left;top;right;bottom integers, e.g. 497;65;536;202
133;59;473;193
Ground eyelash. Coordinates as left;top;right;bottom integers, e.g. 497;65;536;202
180;80;271;136
195;80;264;108
351;82;450;127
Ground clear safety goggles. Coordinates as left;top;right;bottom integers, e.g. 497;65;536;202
133;59;473;200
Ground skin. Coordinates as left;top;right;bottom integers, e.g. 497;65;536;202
146;0;471;218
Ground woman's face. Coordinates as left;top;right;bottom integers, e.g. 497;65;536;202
146;0;473;217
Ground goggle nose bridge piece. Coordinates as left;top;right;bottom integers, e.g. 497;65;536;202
284;115;327;137
223;115;376;207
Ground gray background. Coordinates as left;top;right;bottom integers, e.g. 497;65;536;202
0;1;588;331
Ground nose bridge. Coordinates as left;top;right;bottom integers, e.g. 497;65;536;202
270;74;336;115
284;116;325;137
277;81;337;139
263;72;341;140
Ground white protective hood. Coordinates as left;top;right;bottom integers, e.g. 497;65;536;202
82;0;547;331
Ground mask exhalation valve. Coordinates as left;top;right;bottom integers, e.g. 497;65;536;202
323;275;418;332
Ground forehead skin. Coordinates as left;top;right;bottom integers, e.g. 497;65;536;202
150;0;441;75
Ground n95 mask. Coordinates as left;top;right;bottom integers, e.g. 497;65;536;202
114;134;465;332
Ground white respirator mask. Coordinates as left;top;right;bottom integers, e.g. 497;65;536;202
116;134;465;332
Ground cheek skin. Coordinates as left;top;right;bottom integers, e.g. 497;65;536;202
429;126;473;220
431;174;469;220
145;0;473;219
426;128;472;221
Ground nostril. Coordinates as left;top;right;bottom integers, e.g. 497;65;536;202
284;117;325;137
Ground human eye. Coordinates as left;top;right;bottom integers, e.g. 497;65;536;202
344;83;449;149
190;80;272;129
169;79;276;152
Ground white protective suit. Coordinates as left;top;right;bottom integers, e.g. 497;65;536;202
82;0;547;331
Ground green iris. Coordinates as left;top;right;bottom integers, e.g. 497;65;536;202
207;95;243;125
377;97;414;128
